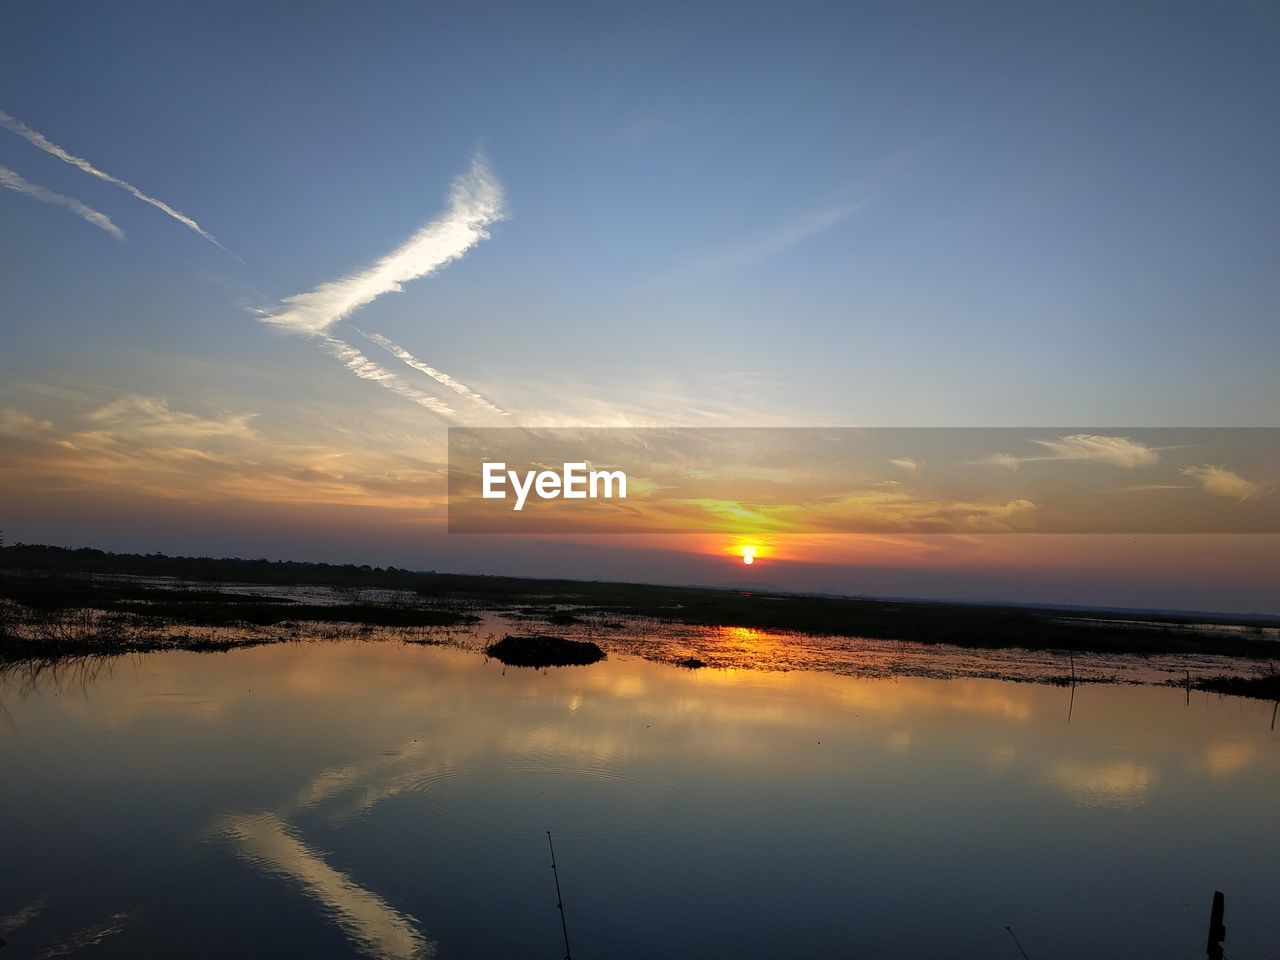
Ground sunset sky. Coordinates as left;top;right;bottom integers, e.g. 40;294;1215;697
2;2;1277;612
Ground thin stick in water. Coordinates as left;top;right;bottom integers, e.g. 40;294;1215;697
547;831;573;960
1006;924;1031;959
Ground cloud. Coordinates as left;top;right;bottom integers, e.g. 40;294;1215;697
257;155;504;419
970;452;1021;470
1030;434;1158;468
1181;464;1274;502
0;165;124;240
359;329;507;417
0;391;452;510
262;154;503;336
1096;483;1187;494
685;199;862;277
0;408;56;437
86;394;256;440
645;490;1040;535
321;338;456;417
889;457;919;474
975;435;1158;470
0;110;235;258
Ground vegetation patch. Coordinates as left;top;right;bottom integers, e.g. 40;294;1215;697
486;634;605;667
1189;670;1280;701
546;610;583;626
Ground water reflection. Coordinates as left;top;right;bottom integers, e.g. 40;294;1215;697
1204;741;1255;780
224;813;434;960
1;639;1277;959
1044;758;1156;809
30;912;128;959
0;902;44;942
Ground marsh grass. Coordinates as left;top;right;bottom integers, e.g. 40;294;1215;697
485;634;606;667
1183;664;1280;701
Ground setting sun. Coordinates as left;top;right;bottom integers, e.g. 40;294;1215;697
741;545;757;565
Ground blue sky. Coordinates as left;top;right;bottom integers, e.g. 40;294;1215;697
1;2;1278;608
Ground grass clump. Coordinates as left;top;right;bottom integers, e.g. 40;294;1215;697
1190;669;1280;700
486;634;605;667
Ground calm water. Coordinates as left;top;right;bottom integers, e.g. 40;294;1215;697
2;637;1277;959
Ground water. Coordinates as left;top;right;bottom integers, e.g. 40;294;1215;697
2;635;1277;958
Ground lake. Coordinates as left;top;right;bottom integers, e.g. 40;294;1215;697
2;631;1277;958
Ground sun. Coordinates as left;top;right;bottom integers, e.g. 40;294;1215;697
727;539;769;566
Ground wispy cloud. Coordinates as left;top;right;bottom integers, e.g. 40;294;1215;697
359;329;507;417
975;434;1159;470
0;408;55;437
0;391;452;510
1031;434;1158;468
0;165;124;240
889;457;919;474
1096;482;1187;494
1;110;235;257
86;394;257;440
1181;464;1274;502
970;452;1022;470
262;154;503;336
321;338;456;417
685;199;862;277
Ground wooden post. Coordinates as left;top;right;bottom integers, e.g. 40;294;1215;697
1206;890;1225;960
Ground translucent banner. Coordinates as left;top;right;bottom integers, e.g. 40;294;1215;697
447;428;1280;534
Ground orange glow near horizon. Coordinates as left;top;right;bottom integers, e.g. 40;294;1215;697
731;539;768;565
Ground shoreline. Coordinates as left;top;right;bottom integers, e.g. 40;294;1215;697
2;543;1276;700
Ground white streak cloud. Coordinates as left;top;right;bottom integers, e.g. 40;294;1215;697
87;394;257;440
889;457;919;474
969;452;1021;470
322;338;456;417
975;435;1158;470
1181;464;1274;502
360;329;507;417
0;110;235;257
1;165;124;240
262;154;503;336
1030;434;1158;468
676;200;862;279
258;155;504;419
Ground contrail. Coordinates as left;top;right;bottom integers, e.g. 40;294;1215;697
262;152;503;336
260;154;505;420
0;165;124;240
321;338;457;417
0;109;237;259
359;328;508;417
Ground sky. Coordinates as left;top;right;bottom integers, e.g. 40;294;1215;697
1;1;1278;612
